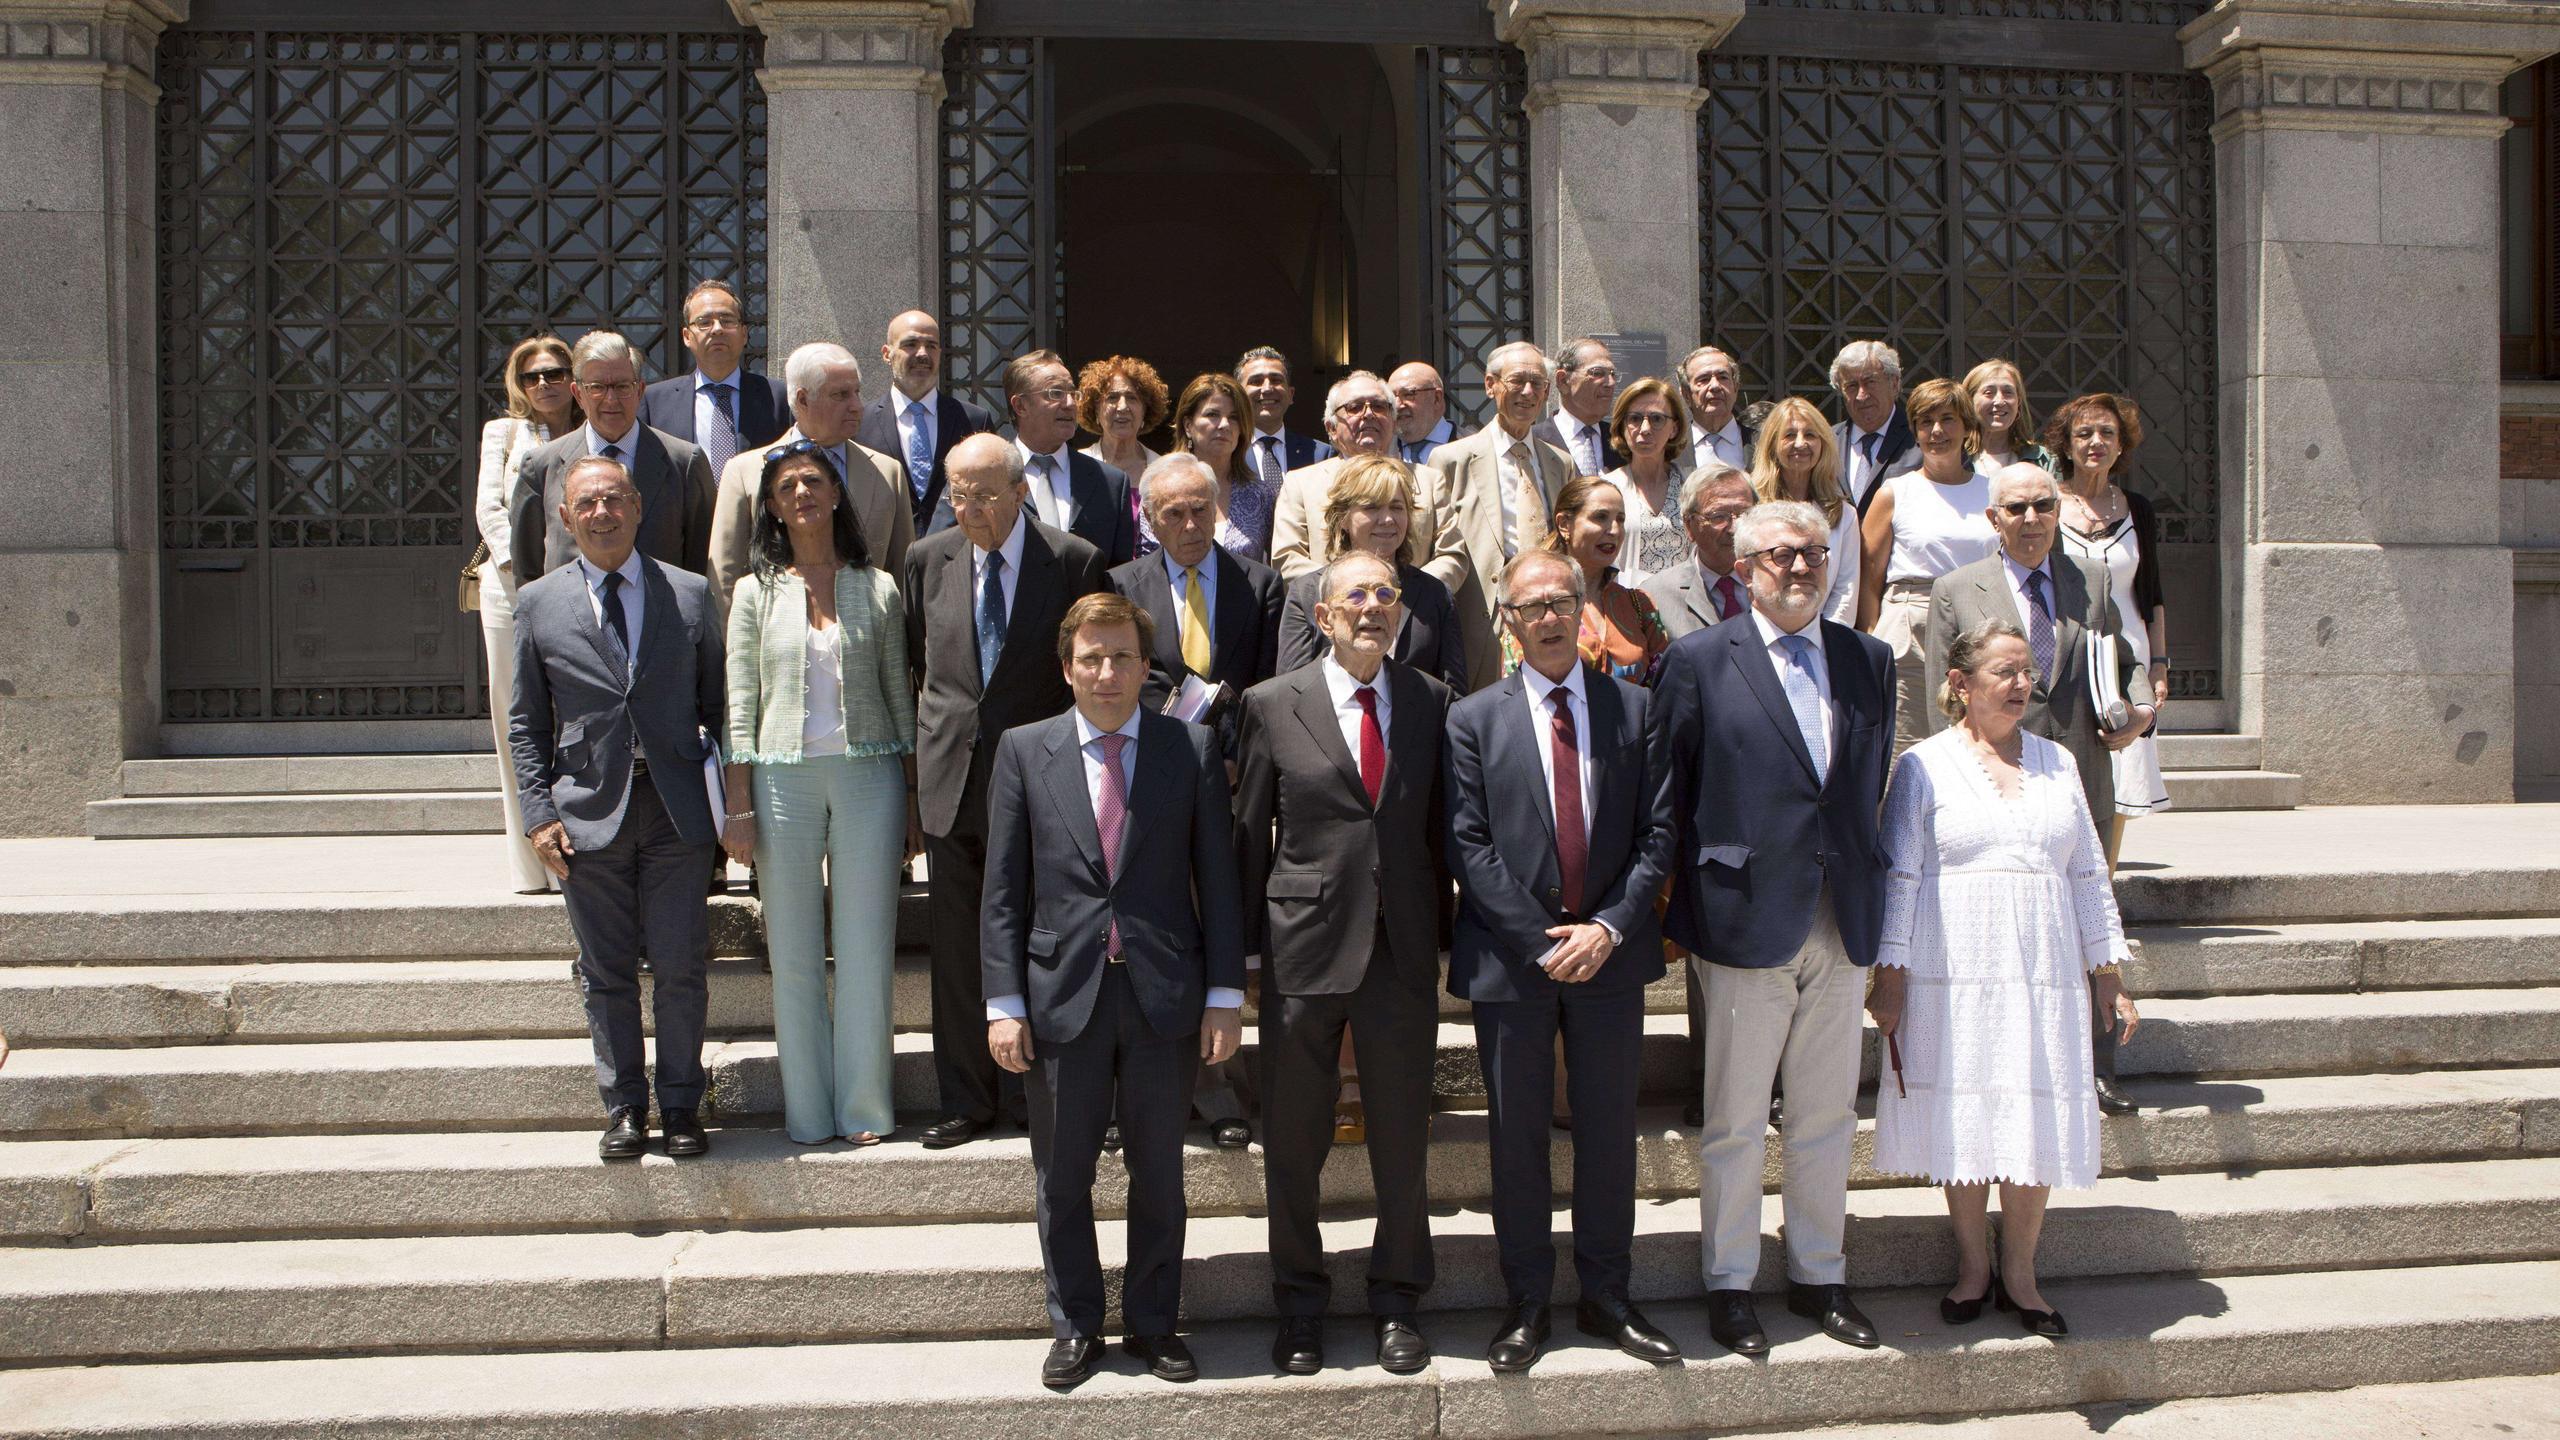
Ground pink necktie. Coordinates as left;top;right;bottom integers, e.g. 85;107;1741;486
1096;732;1129;955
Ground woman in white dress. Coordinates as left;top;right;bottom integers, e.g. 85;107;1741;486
2046;392;2172;864
474;334;579;893
1856;378;1999;755
1748;396;1861;625
1867;619;2142;1338
1599;375;1692;587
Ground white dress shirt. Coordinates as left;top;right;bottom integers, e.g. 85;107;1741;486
583;420;640;462
1319;653;1391;762
985;706;1244;1019
894;387;939;463
1015;438;1078;529
691;366;739;440
1751;604;1832;745
574;550;646;658
1163;549;1218;653
1566;415;1608;477
1690;419;1747;473
2001;551;2057;634
1846;422;1890;500
969;510;1029;624
1519;662;1595;842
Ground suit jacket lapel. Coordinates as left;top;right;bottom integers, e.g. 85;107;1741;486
627;557;669;686
572;564;631;691
1040;719;1108;879
939;544;984;698
994;526;1061;688
1208;550;1250;677
1819;620;1861;783
1672;569;1717;632
1496;672;1555;841
1727;621;1819;783
1133;562;1184;676
1289;666;1368;807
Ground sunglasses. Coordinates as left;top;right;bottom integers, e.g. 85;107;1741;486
1998;497;2061;517
520;366;571;386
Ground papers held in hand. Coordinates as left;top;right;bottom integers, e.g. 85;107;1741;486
1163;674;1233;726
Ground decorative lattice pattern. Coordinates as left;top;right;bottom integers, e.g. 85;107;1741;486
939;35;1051;420
1750;0;2211;20
1425;45;1532;432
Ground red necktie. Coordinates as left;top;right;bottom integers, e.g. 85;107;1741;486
1353;685;1384;805
1550;691;1586;916
1714;574;1743;621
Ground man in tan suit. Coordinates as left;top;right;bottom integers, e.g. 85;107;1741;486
706;341;917;618
1425;341;1572;691
1269;371;1460;583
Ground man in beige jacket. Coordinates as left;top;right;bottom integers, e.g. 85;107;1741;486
1417;342;1572;691
706;341;916;619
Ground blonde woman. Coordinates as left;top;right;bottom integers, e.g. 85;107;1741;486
1274;454;1468;693
1599;376;1692;586
1962;358;2052;474
474;334;579;892
1858;379;2000;751
1747;396;1861;625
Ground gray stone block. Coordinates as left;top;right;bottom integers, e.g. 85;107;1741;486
2252;240;2499;388
2378;131;2499;249
2247;376;2499;546
765;208;929;378
2242;542;2513;680
0;209;109;364
0;80;110;212
765;85;932;215
2250;669;2515;805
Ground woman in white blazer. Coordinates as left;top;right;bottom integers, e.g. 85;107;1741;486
475;334;579;893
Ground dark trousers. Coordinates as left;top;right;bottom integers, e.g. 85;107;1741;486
924;827;1024;1124
1475;982;1644;1306
561;781;713;1113
1261;937;1437;1317
1026;963;1199;1338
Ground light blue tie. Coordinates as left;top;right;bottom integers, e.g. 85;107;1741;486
1777;634;1828;784
904;398;933;500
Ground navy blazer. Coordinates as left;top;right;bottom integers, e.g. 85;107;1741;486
1838;406;1919;511
1655;613;1896;970
1444;668;1676;1003
1275;563;1470;696
1108;546;1286;754
1244;427;1332;477
980;709;1247;1045
639;370;790;452
928;448;1136;567
859;388;1003;534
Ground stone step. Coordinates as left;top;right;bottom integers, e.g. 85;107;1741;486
2;1068;2549;1244
3;1158;2552;1364
117;755;504;797
1713;1374;2560;1440
11;913;2557;1045
4;1259;2554;1439
86;791;506;839
2159;769;2304;811
5;989;2556;1141
2157;734;2264;771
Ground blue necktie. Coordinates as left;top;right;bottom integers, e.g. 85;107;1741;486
976;551;1006;687
598;569;631;662
699;382;737;477
2024;568;2057;681
1777;634;1827;784
905;399;933;499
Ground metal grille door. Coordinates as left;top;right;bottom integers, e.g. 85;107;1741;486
1421;44;1531;433
939;35;1055;421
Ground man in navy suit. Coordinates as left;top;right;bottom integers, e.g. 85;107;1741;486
1682;345;1758;475
1532;337;1625;477
1236;345;1332;492
861;308;1001;535
1445;548;1680;1375
638;279;789;481
933;350;1135;565
1109;454;1285;764
1830;339;1918;510
1654;498;1896;1358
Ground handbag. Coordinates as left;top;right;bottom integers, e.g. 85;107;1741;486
459;540;488;614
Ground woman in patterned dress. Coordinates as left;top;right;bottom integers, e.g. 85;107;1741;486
1599;376;1693;588
1169;372;1274;562
1504;475;1672;685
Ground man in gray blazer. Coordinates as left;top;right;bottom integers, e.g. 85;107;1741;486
510;330;718;583
509;457;727;1161
1641;463;1756;643
982;592;1246;1391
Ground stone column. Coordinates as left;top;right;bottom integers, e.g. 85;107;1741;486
2185;0;2560;803
0;0;183;836
1493;0;1741;362
728;0;970;362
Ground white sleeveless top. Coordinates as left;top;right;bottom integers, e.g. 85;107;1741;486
801;620;847;757
1885;469;1998;584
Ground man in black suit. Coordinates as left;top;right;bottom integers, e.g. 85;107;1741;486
1831;339;1919;510
862;309;1001;535
983;591;1246;1391
932;350;1134;565
1446;549;1681;1374
1654;498;1897;1358
637;280;790;481
1681;345;1757;475
1237;345;1332;492
511;330;716;583
905;432;1113;1148
1533;337;1625;478
1235;549;1453;1377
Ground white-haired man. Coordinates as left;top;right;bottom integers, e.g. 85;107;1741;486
1830;339;1919;510
510;330;716;583
705;341;918;616
1533;337;1623;477
1428;341;1574;689
1267;370;1459;585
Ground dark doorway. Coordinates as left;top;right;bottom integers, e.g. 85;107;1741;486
1050;40;1409;443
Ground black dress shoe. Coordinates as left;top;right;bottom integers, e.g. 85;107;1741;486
1996;1280;2070;1337
1683;1098;1706;1128
1042;1335;1103;1390
1212;1119;1252;1150
1940;1267;1994;1325
1485;1302;1550;1373
2095;1075;2138;1115
919;1115;988;1150
1787;1282;1879;1348
1577;1295;1682;1364
1272;1315;1324;1375
1101;1123;1122;1154
1706;1289;1768;1356
661;1108;708;1158
598;1107;648;1162
1375;1316;1429;1374
1125;1333;1197;1382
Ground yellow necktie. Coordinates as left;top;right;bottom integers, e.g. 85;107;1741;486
1181;565;1212;675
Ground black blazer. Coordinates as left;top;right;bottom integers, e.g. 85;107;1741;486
902;517;1112;838
929;448;1136;568
1107;547;1286;753
1275;562;1469;696
510;425;716;583
859;389;1002;534
1654;613;1896;970
1532;413;1626;475
639;370;790;451
1444;668;1676;1004
1233;658;1452;998
1838;406;1920;511
980;708;1247;1045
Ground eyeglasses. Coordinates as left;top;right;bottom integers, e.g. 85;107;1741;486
1997;497;2061;517
1747;544;1831;570
1391;384;1442;401
1490;374;1549;394
1622;412;1675;430
520;366;571;387
574;378;643;397
1576;365;1620;383
946;488;1014;509
1327;582;1401;609
1504;595;1581;622
1333;397;1393;417
684;312;743;332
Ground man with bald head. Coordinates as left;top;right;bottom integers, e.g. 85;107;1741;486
1389;361;1453;465
905;431;1113;1148
859;308;1001;533
706;341;916;615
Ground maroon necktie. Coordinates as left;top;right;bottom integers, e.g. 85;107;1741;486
1713;574;1743;621
1353;686;1384;805
1550;690;1587;916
